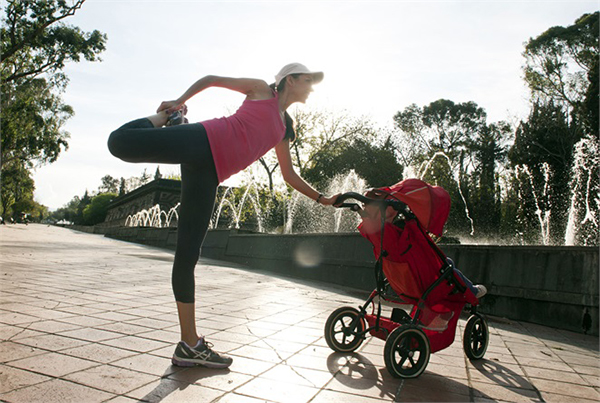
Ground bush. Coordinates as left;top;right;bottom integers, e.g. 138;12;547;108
82;193;117;225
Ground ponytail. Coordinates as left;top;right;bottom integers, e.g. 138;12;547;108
270;75;299;142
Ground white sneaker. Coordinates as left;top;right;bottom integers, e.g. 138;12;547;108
474;285;487;299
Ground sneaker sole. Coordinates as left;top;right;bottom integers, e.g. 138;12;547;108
171;356;232;369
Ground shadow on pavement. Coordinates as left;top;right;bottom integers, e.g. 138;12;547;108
138;365;231;403
326;353;398;401
470;359;538;394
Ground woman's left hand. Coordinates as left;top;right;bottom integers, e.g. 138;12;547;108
319;194;341;206
157;100;185;114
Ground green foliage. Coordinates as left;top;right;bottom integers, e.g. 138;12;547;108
1;78;73;170
289;109;380;176
82;192;117;225
303;136;403;189
1;0;107;84
0;161;33;217
0;0;106;224
509;102;581;243
394;99;509;239
213;183;285;232
98;175;119;194
523;11;599;132
48;195;81;223
394;99;488;165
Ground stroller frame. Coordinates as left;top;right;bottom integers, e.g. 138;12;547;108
324;192;489;379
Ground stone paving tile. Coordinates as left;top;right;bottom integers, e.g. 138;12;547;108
13;333;91;351
126;377;225;402
1;224;599;403
234;377;320;403
8;351;99;377
111;353;181;377
0;364;51;394
101;335;171;353
64;364;157;395
0;378;115;403
60;342;138;364
167;367;254;392
0;341;45;363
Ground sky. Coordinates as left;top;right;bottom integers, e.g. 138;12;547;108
30;0;599;211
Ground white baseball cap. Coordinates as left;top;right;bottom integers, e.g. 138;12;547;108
275;63;324;87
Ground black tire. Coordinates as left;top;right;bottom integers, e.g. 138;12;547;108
463;314;489;360
324;306;366;353
384;325;430;378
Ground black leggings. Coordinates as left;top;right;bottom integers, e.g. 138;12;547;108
108;118;219;303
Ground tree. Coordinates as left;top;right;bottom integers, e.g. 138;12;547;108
1;0;106;84
1;0;106;223
82;192;117;225
303;136;403;190
0;162;33;217
516;12;599;244
255;108;382;196
523;11;599;131
468;122;511;235
509;102;580;244
393;99;507;238
290;108;379;176
75;190;91;224
394;99;487;166
98;175;119;194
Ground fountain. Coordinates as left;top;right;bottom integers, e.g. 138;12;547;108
125;203;180;228
210;182;264;232
414;151;475;237
564;135;599;246
283;170;367;234
514;164;552;245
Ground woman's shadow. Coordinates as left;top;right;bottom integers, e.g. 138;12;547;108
137;365;230;403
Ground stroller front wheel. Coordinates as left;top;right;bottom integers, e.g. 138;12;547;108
463;313;489;360
324;306;366;353
384;325;430;379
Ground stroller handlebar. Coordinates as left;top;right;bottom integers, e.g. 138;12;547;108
334;192;407;212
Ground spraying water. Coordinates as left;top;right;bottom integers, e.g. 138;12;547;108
564;136;600;246
125;203;180;228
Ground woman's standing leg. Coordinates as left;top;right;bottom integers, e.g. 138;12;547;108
172;162;218;344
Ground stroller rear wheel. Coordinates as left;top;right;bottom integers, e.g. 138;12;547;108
463;313;489;360
324;306;366;353
384;325;430;378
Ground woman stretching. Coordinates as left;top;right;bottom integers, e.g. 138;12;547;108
108;63;338;369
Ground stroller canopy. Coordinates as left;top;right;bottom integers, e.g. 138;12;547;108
385;179;450;237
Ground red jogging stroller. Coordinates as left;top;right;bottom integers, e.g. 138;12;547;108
324;179;489;378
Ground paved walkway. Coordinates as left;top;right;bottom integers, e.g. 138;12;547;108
0;224;598;403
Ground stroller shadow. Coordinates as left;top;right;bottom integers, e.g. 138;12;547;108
470;359;536;393
137;365;231;403
326;353;399;401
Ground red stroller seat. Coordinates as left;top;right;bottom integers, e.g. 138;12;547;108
324;179;489;378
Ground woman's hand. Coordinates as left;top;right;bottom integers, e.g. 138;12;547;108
157;100;184;114
319;194;341;206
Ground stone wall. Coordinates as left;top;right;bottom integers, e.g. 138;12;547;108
103;227;599;335
104;179;182;228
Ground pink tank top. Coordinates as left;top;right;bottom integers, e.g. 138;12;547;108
201;93;285;182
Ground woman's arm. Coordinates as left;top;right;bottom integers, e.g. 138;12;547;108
275;139;339;206
157;76;272;113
